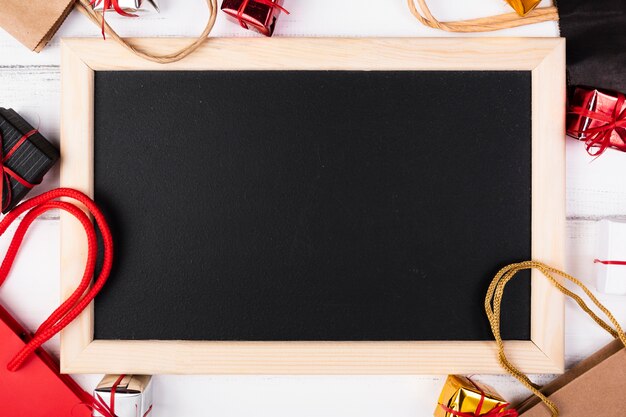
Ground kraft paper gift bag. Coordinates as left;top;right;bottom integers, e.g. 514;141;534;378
0;0;75;52
516;340;626;417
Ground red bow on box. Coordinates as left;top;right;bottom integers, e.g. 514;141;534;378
90;0;137;38
568;92;626;156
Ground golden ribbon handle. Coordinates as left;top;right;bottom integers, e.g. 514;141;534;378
485;261;626;417
407;0;559;32
75;0;217;64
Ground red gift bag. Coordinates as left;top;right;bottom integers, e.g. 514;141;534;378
0;188;114;417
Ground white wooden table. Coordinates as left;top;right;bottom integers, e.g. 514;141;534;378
1;1;625;416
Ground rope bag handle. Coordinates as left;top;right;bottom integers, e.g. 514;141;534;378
74;0;218;64
0;188;114;371
485;261;626;417
407;0;559;32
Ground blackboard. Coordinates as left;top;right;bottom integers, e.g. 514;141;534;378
92;70;532;342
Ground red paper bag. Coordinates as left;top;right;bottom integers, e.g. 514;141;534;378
0;305;91;417
0;188;114;417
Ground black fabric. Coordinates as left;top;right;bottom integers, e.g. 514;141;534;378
558;0;626;92
93;70;532;342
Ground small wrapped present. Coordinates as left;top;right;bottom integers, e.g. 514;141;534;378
594;219;626;295
91;0;159;13
92;375;154;417
567;87;626;156
505;0;542;16
0;108;59;213
435;375;518;417
221;0;288;37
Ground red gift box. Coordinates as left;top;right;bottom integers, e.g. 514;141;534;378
221;0;288;37
567;87;626;156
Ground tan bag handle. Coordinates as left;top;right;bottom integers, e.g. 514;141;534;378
75;0;217;64
485;261;626;417
407;0;559;32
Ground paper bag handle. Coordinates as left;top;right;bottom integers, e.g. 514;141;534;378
0;188;114;371
74;0;217;64
485;261;626;417
407;0;559;32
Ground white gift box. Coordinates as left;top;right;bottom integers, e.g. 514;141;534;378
595;219;626;295
93;375;153;417
92;0;159;13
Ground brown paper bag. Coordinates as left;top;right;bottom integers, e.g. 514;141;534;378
485;262;626;417
516;340;626;417
0;0;75;52
0;0;217;63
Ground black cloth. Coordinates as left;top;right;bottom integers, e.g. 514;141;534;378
558;0;626;92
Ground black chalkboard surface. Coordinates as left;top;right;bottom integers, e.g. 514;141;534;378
93;70;531;342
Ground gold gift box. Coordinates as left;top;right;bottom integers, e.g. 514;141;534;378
505;0;542;16
434;375;507;417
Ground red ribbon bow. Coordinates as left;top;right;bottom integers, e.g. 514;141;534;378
90;0;138;39
439;379;518;417
236;0;289;30
568;93;626;156
0;129;41;212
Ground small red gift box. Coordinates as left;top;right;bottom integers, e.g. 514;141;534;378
221;0;288;37
567;87;626;156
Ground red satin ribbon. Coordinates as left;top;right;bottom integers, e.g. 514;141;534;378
1;188;114;372
568;93;626;156
439;379;518;417
594;259;626;266
0;129;40;212
84;374;153;417
236;0;289;30
90;0;137;39
90;375;126;417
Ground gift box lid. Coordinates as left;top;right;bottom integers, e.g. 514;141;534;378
96;375;151;394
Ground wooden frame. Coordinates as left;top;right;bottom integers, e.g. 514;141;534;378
60;37;566;375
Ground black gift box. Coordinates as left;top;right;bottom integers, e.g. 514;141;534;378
0;108;59;213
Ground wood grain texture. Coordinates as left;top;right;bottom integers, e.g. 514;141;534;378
60;37;566;375
529;38;566;372
59;41;95;369
63;37;562;71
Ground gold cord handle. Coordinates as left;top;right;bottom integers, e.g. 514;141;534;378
407;0;559;32
75;0;217;64
485;261;626;417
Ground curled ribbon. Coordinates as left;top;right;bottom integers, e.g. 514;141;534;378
236;0;289;30
0;129;40;212
90;0;138;39
439;379;518;417
568;93;626;156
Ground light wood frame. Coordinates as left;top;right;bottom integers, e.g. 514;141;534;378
60;37;566;375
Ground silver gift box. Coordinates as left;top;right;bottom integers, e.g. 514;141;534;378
92;0;159;13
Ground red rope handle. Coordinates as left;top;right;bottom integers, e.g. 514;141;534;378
0;188;114;371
